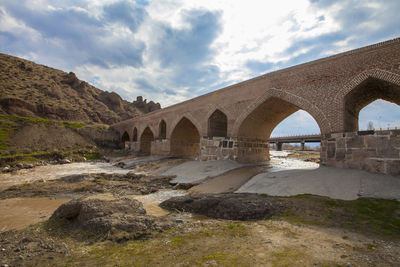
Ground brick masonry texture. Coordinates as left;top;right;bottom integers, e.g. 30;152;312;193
112;38;400;175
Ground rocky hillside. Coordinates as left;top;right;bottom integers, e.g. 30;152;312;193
0;53;160;125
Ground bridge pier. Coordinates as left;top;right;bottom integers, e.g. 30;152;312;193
301;141;305;151
276;142;282;151
321;130;400;175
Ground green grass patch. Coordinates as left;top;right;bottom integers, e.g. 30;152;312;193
61;121;85;128
271;248;307;267
0;114;50;125
0;114;86;128
349;198;400;236
0;119;14;151
224;223;248;237
274;195;400;239
0;151;53;159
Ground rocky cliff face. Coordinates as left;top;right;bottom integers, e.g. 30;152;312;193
0;53;161;124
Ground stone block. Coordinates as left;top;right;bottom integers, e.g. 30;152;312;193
344;160;362;170
331;133;345;138
327;142;335;158
386;159;400;175
376;138;399;157
363;158;386;174
390;129;400;137
364;135;377;148
335;148;345;160
336;138;345;148
345;132;357;137
346;136;363;148
351;148;370;160
390;136;400;148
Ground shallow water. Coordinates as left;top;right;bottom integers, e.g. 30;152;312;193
0;197;70;232
0;153;319;225
130;189;187;217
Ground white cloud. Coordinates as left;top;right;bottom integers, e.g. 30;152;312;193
1;0;400;132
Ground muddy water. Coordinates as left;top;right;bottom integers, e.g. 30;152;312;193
189;165;270;194
130;189;187;217
0;153;318;230
188;151;319;194
0;197;70;232
0;162;131;190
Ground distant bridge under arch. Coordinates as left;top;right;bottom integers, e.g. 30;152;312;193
112;38;400;175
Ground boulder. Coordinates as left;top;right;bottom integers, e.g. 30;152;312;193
160;193;281;220
50;195;170;240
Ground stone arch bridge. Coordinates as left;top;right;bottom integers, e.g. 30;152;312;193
112;38;400;175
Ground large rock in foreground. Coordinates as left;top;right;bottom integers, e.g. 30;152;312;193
50;194;170;240
160;193;282;220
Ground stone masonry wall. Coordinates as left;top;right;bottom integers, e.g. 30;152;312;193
200;137;269;162
321;130;400;175
151;139;170;155
200;137;237;161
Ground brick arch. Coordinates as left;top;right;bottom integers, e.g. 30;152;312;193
232;88;331;136
169;115;201;157
139;126;154;154
139;124;156;141
204;105;233;123
204;105;233;136
333;69;400;132
333;69;400;102
121;131;130;142
168;112;202;138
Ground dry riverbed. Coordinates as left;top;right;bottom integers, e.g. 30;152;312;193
0;153;399;266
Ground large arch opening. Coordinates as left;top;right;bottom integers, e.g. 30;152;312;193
170;117;200;157
159;120;167;139
140;127;154;154
208;109;228;137
358;99;400;130
270;110;321;152
344;77;400;132
237;97;322;162
133;127;138;142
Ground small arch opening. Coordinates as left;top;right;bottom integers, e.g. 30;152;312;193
121;131;130;149
208;109;228;137
159;120;167;139
140;127;154;154
121;131;130;143
133;127;138;142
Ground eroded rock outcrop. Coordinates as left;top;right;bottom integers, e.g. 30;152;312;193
160;193;282;220
51;195;171;240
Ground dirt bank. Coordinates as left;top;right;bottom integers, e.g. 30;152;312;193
0;172;175;199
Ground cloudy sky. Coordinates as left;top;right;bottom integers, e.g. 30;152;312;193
1;0;400;135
